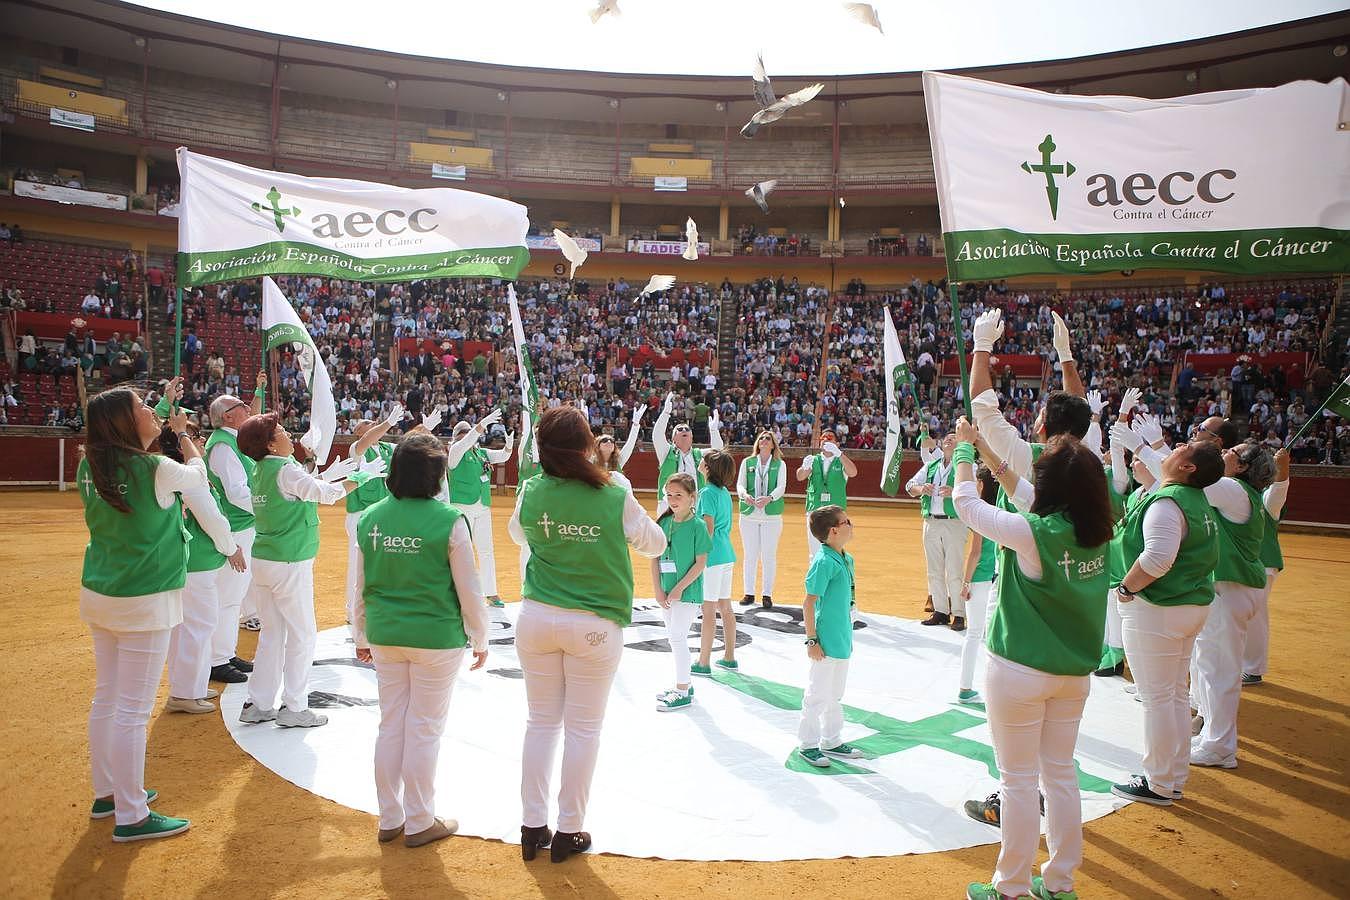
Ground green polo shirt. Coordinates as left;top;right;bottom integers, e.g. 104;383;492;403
805;545;855;660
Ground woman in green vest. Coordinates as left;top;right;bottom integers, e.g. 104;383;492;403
508;406;665;863
343;404;405;635
235;412;365;730
79;383;242;843
1190;441;1276;769
950;420;1114;900
443;410;510;607
352;433;490;849
1242;447;1290;686
1108;440;1225;807
736;430;787;609
795;429;857;559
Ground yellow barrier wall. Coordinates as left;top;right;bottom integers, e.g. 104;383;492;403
17;79;128;124
629;157;713;179
407;142;494;170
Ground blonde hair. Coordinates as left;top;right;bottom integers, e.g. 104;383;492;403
752;430;783;462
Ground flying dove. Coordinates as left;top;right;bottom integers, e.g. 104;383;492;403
746;179;778;214
640;275;677;297
552;228;587;279
843;2;884;34
740;82;824;138
589;0;620;24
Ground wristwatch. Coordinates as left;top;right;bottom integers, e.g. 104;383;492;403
177;431;191;441
804;638;819;647
1117;584;1137;599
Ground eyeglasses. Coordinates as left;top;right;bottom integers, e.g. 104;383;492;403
1190;423;1220;440
834;518;852;528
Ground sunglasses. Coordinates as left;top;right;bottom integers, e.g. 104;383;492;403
597;436;614;444
674;426;692;434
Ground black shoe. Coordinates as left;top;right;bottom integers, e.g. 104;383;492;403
761;595;773;609
920;612;950;627
963;791;1046;828
550;831;591;863
229;656;254;673
521;825;552;861
739;594;755;607
949;616;967;632
1241;673;1263;687
209;664;247;684
1093;660;1125;677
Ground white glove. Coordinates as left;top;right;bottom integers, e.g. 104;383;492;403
421;408;442;433
299;425;321;453
972;309;1004;353
662;392;674;415
478;407;503;431
1132;413;1164;448
1086;390;1105;416
357;454;388;479
1051;311;1073;363
632;404;646;425
1119;387;1142;418
384;403;406;427
504;432;515;452
821;441;840;458
318;455;359;483
1111;421;1143;453
710;408;721;431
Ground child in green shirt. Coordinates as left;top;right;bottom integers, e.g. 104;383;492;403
652;474;711;712
797;505;865;768
693;450;739;675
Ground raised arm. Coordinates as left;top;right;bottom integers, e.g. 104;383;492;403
618;406;644;468
1053;312;1084;398
708;408;724;451
652;392;674;464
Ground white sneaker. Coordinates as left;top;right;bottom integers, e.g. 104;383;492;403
277;707;328;728
239;703;277;724
205;688;220;700
240;617;262;632
1190;742;1237;769
165;697;215;714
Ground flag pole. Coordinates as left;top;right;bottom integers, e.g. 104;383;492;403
1283;377;1347;447
945;259;972;419
172;253;183;379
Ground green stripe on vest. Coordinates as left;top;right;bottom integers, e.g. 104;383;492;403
1259;506;1283;571
186;480;228;573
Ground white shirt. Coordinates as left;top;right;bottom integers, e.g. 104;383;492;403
441;428;512;506
271;456;349;506
651;402;723;470
507;484;666;558
79;457;238;632
953;478;1041;578
1203;476;1254;526
905;454;954;504
972;388;1036;481
351;516;489;652
736;454;787;520
207;427;253;518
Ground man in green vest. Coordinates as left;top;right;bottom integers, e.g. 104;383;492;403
441;409;511;607
906;432;968;630
1242;448;1290;686
342;402;407;629
652;390;723;516
796;429;857;559
203;374;265;683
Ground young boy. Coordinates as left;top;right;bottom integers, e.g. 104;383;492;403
797;505;866;768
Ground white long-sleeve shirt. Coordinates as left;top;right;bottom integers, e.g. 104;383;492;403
652;403;722;467
1263;480;1289;519
918;444;941;466
207;426;253;517
351;516;488;653
736;453;788;520
972;388;1036;481
1108;426;1130;496
271;457;350;506
953;478;1041;578
508;486;666;558
1203;476;1253;525
618;413;643;469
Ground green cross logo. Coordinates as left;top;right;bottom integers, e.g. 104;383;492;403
251;186;301;233
1021;134;1075;220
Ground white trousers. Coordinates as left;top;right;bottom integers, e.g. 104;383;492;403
517;599;623;832
1104;588;1124;652
212;527;255;665
959;582;995;692
168;567;224;699
806;522;821;561
371;644;465;834
923;518;968;616
798;656;850;749
1194;581;1263;759
246;558;317;713
451;502;498;597
1243;570;1277;677
89;625;172;825
738;515;783;596
345;512;362;624
1119;598;1210;795
986;653;1088;899
663;602;700;686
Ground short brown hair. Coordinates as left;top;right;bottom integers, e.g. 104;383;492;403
809;504;846;543
387;433;446;499
236;412;280;462
537;406;609;489
702;449;735;489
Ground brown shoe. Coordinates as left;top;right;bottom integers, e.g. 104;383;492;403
923;595;934;613
920;612;950;627
949;616;967;632
378;823;404;843
405;817;458;848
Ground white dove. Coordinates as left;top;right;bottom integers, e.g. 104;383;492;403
740;82;824;138
843;2;884;34
588;0;620;24
746;179;778;214
682;218;699;261
640;275;676;297
552;228;587;279
752;54;775;109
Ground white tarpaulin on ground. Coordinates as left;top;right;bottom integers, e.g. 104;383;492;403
176;148;529;286
222;606;1144;861
924;72;1350;279
260;276;336;464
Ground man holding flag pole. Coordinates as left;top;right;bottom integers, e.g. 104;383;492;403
509;284;544;584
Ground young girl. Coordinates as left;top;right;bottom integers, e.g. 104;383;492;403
693;450;738;675
652;473;711;711
957;466;998;705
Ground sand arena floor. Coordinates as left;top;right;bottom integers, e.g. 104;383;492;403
2;490;1347;899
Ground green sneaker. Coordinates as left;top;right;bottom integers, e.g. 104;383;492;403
690;663;712;677
112;811;191;843
91;789;157;820
656;685;694;698
715;659;739;671
797;748;832;768
958;688;982;704
966;883;1033;900
656;690;693;712
821;742;864;759
487;597;506;609
1031;875;1078;900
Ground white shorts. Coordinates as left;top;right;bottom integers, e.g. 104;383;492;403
702;563;735;603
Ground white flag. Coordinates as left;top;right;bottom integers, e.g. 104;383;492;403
880;307;913;497
260;277;336;465
508;284;541;469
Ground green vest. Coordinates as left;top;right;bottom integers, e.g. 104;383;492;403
1120;483;1218;607
738;456;785;516
972;536;996;583
997;442;1044;512
79;455;189;596
204;428;256;531
1108;486;1149;583
1103;464;1128;521
518;475;634;626
345;442;394;513
518;450;542;487
186;480;228;573
919;457;957;518
1213;480;1267;588
659;446;705;491
358;497;468;649
449;446;492;506
250;456;321;563
988;510;1108;676
806;454;848;511
1259;505;1283;572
